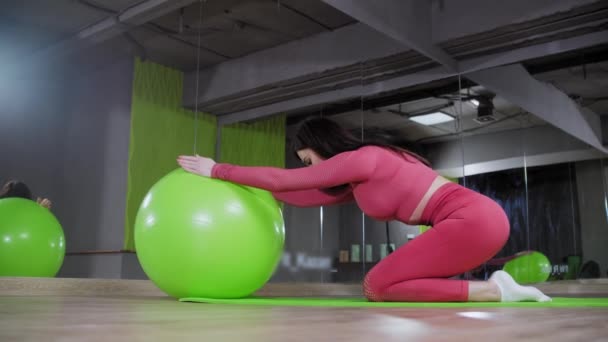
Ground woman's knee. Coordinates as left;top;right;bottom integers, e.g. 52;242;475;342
363;271;386;302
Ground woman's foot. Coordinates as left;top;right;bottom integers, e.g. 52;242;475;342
489;270;552;302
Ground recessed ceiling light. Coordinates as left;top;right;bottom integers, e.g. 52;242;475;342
409;112;454;126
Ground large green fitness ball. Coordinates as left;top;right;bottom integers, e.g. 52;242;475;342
0;198;66;277
503;251;552;284
134;169;285;299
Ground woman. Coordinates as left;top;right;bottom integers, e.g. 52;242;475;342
0;180;52;209
177;117;550;303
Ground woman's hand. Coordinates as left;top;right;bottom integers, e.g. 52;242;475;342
37;197;52;209
177;155;216;177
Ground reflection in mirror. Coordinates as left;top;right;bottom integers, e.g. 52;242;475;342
278;63;607;285
521;61;608;280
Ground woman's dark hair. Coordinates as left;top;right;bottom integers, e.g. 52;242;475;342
292;116;430;165
0;180;33;200
292;117;430;193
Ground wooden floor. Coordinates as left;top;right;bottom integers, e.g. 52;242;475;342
1;278;608;341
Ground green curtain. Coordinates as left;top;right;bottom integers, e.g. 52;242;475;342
219;114;286;168
124;58;217;250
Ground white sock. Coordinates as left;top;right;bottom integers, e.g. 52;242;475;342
489;270;552;302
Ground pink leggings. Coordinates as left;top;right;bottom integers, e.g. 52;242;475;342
363;183;510;302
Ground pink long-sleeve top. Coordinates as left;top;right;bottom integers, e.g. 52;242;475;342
211;146;439;224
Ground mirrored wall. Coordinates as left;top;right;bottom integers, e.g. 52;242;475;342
272;60;608;283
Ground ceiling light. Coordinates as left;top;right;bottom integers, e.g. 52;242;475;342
409;112;454;126
474;97;496;124
470;99;479;107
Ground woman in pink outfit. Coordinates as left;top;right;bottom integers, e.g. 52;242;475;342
178;117;550;303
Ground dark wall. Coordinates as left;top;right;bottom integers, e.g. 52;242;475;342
464;163;582;264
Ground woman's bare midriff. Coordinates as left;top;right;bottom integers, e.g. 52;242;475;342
408;175;453;224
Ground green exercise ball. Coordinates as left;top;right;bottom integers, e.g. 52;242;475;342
0;198;65;277
503;251;552;284
134;169;285;299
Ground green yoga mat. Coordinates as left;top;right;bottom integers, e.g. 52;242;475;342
180;297;608;308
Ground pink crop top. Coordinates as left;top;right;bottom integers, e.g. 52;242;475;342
211;145;440;224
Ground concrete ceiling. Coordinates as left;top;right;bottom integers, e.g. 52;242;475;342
0;0;355;71
1;0;607;147
314;58;608;145
327;87;548;144
146;0;354;64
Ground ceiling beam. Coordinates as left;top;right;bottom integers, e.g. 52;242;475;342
217;29;608;125
466;63;607;153
185;0;602;111
321;0;457;71
182;23;405;108
10;0;198;71
459;30;608;74
217;65;459;125
431;0;601;43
